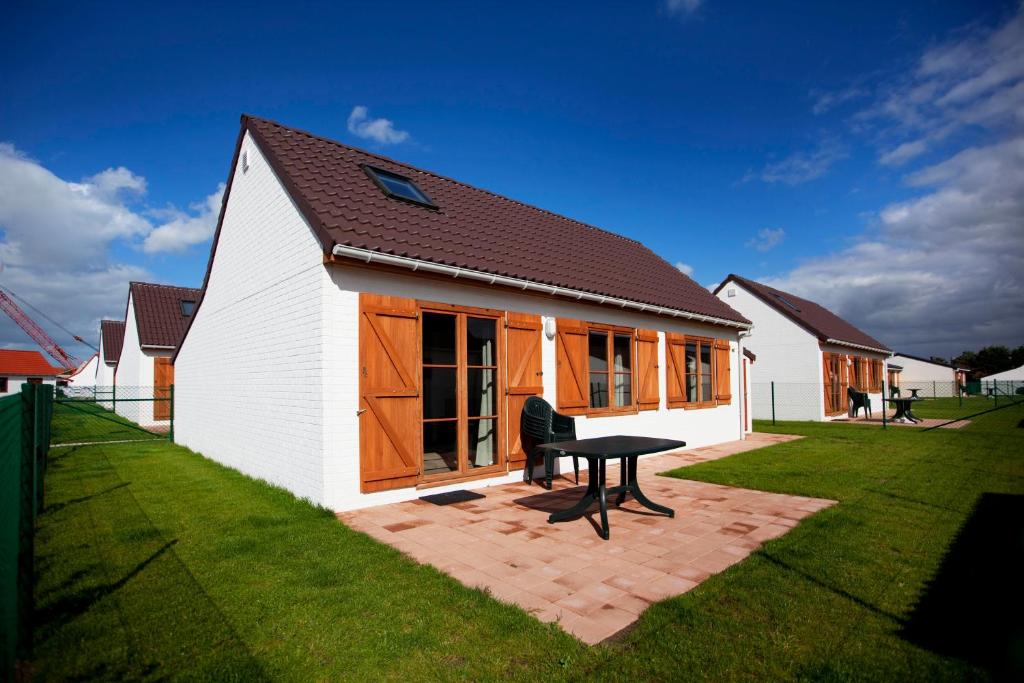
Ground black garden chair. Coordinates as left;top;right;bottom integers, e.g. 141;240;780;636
890;385;901;398
848;386;872;419
520;396;579;490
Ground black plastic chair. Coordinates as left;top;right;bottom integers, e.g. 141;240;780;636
890;385;901;398
847;387;872;418
521;396;579;490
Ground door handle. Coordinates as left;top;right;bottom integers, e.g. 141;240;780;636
356;409;366;416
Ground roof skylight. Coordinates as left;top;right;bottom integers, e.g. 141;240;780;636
180;300;196;316
773;294;801;312
362;165;436;209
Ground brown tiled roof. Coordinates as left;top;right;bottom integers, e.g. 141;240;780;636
100;319;125;363
0;349;63;376
717;275;890;352
128;282;201;348
242;116;749;326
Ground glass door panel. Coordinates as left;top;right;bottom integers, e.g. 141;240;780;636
422;312;458;476
467;316;498;470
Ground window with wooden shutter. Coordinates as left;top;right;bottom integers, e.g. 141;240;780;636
359;293;421;492
555;318;588;414
666;333;718;409
506;312;543;468
714;339;732;404
635;329;660;411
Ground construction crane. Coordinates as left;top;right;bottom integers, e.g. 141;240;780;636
0;287;89;372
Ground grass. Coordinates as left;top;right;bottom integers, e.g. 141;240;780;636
49;400;165;446
33;401;1024;680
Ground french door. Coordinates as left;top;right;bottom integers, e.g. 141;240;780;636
420;305;504;482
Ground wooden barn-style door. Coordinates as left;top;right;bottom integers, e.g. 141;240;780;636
153;357;173;421
822;352;847;416
505;312;543;470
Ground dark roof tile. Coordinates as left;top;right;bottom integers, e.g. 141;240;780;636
244;116;749;326
129;282;201;348
100;320;125;363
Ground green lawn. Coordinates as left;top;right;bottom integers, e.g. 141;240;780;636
49;400;165;446
34;402;1024;680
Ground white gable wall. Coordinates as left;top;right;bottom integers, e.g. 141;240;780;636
0;376;57;396
890;355;956;383
715;279;824;420
322;264;746;511
114;294;171;426
174;130;330;506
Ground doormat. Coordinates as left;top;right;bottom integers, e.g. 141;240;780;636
419;490;486;506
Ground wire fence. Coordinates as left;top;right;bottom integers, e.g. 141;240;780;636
51;385;173;447
752;380;1024;427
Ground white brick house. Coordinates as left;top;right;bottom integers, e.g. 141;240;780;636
888;353;967;396
114;282;199;426
174;115;755;511
714;275;891;421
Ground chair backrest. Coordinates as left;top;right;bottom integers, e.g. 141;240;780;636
847;386;865;405
521;396;554;444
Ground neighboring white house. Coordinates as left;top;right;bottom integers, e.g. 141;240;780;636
64;353;99;388
713;275;891;421
0;349;62;396
115;282;200;427
981;364;1024;395
888;353;967;397
95;319;124;408
174;115;755;512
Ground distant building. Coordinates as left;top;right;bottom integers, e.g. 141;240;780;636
0;349;63;396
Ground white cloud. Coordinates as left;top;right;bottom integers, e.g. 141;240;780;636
142;184;225;253
347;106;410;145
665;0;703;15
761;6;1024;357
752;140;848;185
811;86;868;115
745;227;785;252
675;261;695;276
0;143;219;357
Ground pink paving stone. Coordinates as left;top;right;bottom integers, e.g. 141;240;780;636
339;432;832;645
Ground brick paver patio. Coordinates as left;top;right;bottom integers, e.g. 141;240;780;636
339;433;835;644
834;410;969;429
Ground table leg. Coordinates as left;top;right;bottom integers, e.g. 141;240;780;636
624;456;675;518
597;459;610;540
614;456;628;507
548;456;599;524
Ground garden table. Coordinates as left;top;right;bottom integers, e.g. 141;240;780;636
885;396;923;423
537;435;684;540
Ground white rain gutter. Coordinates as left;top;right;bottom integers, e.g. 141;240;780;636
141;345;176;350
331;244;752;330
824;338;891;356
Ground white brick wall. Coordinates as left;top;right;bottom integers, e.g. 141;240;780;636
323;265;746;511
174;131;329;506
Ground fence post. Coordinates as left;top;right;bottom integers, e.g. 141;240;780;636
112;383;117;414
168;384;174;442
771;381;776;426
882;381;887;430
932;380;936;398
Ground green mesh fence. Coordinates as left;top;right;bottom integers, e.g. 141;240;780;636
1;383;54;680
51;385;172;446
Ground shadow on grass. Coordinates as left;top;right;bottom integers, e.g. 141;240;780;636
901;493;1024;678
44;481;130;514
35;539;178;641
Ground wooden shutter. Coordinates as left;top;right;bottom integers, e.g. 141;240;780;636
635;329;660;411
555;318;588;414
822;352;834;414
153;357;173;420
359;293;420;493
665;333;686;408
506;312;543;468
714;339;732;404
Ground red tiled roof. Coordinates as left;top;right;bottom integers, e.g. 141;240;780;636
0;349;63;376
717;275;890;352
100;319;125;363
242;116;749;326
128;282;201;348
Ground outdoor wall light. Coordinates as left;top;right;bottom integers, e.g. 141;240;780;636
544;317;556;340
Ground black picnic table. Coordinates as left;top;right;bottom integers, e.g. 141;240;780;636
537;435;684;540
885;396;923;423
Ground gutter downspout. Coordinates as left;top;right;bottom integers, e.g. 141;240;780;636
330;244;753;331
737;327;753;439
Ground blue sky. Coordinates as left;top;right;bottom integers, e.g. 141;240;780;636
1;0;1022;361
